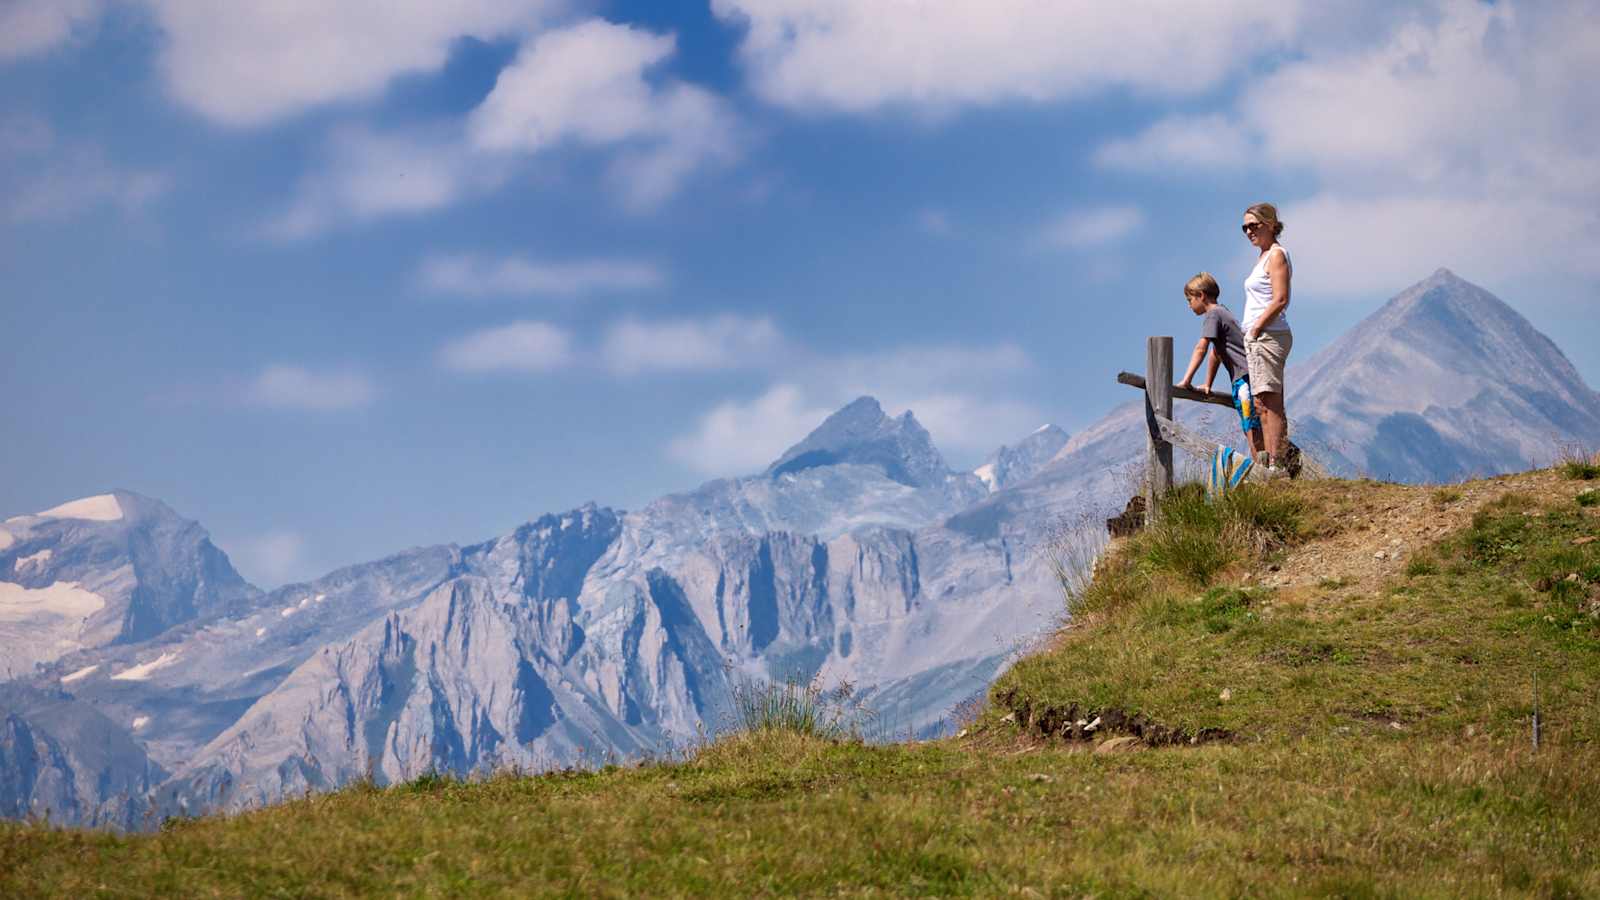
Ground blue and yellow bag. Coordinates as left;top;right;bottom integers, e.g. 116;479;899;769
1208;445;1255;498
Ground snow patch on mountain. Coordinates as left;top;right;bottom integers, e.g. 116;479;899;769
0;581;103;621
975;424;1070;492
112;652;181;681
14;549;52;572
0;582;108;680
973;463;998;491
39;494;125;522
61;664;98;684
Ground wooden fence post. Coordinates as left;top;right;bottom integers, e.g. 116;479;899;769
1145;336;1174;519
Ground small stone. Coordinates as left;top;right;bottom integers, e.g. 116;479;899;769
1566;573;1580;583
1027;773;1053;783
1374;551;1387;560
1464;724;1477;738
956;728;969;739
1000;713;1016;724
1084;716;1102;732
1389;721;1405;731
1218;688;1233;702
1094;736;1142;755
1572;536;1596;546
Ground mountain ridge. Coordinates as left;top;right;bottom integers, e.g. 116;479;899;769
4;268;1598;827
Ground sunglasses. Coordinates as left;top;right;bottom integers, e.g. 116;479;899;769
1241;221;1266;235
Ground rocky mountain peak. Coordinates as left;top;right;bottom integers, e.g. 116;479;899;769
765;396;950;488
1290;269;1600;482
975;424;1070;492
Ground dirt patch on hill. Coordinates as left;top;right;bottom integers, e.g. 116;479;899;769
1249;470;1600;607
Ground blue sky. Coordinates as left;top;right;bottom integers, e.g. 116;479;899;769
3;0;1596;586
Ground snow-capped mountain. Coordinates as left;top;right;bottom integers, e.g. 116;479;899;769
5;270;1597;828
0;492;258;680
3;401;1062;824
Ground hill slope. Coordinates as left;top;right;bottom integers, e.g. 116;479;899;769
6;467;1598;897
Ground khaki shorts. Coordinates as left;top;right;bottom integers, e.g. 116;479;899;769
1245;329;1293;394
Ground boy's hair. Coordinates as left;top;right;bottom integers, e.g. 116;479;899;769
1185;272;1220;300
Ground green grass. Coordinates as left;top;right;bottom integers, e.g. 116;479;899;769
1067;481;1305;619
993;485;1600;743
5;475;1600;897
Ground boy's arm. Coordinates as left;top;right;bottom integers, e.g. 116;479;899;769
1178;337;1208;389
1203;346;1221;392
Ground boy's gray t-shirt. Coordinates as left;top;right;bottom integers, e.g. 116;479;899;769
1201;304;1249;381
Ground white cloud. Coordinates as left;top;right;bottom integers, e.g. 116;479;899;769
245;365;377;411
667;339;1045;476
1093;114;1250;172
228;531;307;588
438;321;575;373
1096;1;1600;291
1282;192;1600;295
601;315;783;375
265;126;509;239
469;19;739;211
1;124;170;223
667;384;833;475
1037;205;1144;250
0;0;101;62
144;0;564;127
877;392;1050;458
271;19;737;237
419;254;664;298
820;343;1031;392
5;147;170;223
712;0;1304;113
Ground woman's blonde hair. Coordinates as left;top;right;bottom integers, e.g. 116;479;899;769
1185;272;1220;300
1244;202;1284;238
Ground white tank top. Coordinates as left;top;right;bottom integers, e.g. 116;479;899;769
1242;244;1292;333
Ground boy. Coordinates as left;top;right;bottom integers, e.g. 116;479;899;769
1176;273;1267;468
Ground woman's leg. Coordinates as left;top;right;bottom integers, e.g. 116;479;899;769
1258;391;1287;464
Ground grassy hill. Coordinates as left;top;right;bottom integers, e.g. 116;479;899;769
5;466;1600;897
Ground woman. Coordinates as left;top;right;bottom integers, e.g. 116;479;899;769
1240;202;1293;474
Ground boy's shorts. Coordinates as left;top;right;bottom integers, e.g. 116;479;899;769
1231;375;1260;435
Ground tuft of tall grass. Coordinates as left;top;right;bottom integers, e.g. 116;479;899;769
1059;482;1304;620
1556;443;1600;480
728;673;875;741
